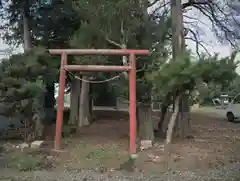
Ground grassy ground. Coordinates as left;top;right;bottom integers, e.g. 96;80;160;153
1;110;239;176
52;111;240;174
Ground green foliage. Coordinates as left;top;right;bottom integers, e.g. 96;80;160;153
71;0;141;47
6;151;53;171
70;0;171;103
0;0;237;112
148;52;238;101
198;52;238;88
0;47;57;120
228;75;240;97
148;55;195;98
0;0;80;47
197;52;239;104
7;154;46;171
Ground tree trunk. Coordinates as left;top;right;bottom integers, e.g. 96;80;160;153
159;105;167;130
171;0;191;140
176;0;190;139
155;93;171;136
165;95;180;146
23;2;31;52
42;84;55;139
78;76;91;128
69;79;80;125
88;84;93;121
177;93;191;138
138;104;154;141
164;95;181;168
34;116;43;139
85;87;91;124
136;106;140;137
22;1;44;139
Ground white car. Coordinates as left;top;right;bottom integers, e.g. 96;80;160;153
226;93;240;122
226;103;240;122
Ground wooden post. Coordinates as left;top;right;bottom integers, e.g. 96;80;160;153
55;53;67;150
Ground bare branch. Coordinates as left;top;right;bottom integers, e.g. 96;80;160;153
120;20;128;45
185;28;211;58
150;1;170;16
105;20;128;79
105;37;123;48
182;0;211;9
184;1;240;48
148;0;165;8
183;14;209;27
206;3;239;47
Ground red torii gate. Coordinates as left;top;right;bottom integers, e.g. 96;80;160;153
49;49;149;158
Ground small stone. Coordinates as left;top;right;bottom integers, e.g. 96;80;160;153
154;143;164;150
31;140;44;148
16;142;29;149
46;156;54;160
140;140;152;151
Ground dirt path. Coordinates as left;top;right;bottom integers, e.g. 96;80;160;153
0;109;239;181
191;106;227;119
0;162;239;181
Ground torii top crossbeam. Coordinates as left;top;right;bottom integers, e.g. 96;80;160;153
49;49;149;55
